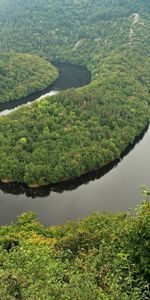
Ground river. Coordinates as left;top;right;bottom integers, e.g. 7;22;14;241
0;62;91;115
0;62;149;226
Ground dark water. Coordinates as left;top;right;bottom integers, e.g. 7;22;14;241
0;62;91;112
0;63;150;226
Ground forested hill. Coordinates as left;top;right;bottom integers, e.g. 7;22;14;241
0;0;149;66
0;0;149;186
0;52;58;103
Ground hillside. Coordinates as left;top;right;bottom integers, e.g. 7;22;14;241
0;0;149;186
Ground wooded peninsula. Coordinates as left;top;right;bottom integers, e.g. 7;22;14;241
0;52;58;104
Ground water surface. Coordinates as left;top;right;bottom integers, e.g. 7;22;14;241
0;62;91;114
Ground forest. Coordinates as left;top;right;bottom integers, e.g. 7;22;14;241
0;0;150;299
0;52;58;103
0;200;150;299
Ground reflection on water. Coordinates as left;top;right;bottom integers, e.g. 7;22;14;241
0;123;148;198
0;161;119;198
0;122;150;226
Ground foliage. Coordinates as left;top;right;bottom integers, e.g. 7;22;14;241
0;52;58;103
0;202;150;299
0;2;150;298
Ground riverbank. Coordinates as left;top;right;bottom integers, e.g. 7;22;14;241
0;79;149;188
0;121;149;189
0;62;91;113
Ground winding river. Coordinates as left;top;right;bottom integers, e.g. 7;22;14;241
0;62;150;226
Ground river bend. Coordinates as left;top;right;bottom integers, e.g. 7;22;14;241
0;62;149;226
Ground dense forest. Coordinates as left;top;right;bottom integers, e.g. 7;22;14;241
0;52;58;103
0;1;150;299
0;0;149;185
0;200;150;299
